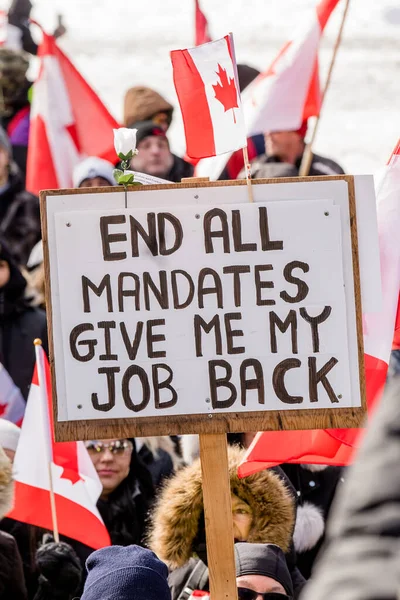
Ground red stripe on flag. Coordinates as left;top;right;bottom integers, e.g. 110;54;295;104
171;49;215;159
392;293;400;350
194;0;211;46
389;139;400;164
51;35;119;163
26;115;59;194
238;353;388;477
302;59;321;120
7;482;110;549
316;0;341;30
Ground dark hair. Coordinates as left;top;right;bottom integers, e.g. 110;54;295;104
96;439;154;546
227;433;245;447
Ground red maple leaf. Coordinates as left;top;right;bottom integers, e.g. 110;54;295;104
212;64;239;123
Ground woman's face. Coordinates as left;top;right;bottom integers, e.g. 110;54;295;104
86;439;133;499
231;494;253;542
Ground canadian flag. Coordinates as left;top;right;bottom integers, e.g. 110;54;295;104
196;0;341;179
171;34;247;159
194;0;211;46
0;363;25;426
239;140;400;476
26;32;119;196
7;343;110;549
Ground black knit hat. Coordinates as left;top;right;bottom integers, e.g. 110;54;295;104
132;120;169;146
235;543;293;597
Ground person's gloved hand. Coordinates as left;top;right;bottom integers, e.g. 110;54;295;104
33;534;82;600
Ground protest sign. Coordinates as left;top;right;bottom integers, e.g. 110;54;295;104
41;176;375;442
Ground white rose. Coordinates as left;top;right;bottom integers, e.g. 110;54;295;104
113;128;138;158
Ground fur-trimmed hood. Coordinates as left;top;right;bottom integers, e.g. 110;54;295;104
148;446;295;570
0;447;13;519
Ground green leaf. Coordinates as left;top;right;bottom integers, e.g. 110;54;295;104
118;152;128;161
118;174;135;185
113;169;124;182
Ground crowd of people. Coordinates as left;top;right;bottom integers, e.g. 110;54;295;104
0;420;346;599
0;5;395;600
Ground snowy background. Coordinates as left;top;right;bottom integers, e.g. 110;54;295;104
1;0;399;174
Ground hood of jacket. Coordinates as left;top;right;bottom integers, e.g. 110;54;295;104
147;446;295;570
124;86;173;128
0;447;13;519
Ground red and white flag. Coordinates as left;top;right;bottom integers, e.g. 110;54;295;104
0;363;25;426
171;34;247;159
26;32;120;196
196;0;340;179
239;140;400;476
7;343;110;549
194;0;211;46
243;0;341;136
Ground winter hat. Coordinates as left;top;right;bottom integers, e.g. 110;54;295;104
124;86;173;128
148;446;295;570
0;127;12;156
0;419;20;453
235;543;293;597
134;120;168;146
81;545;171;600
72;157;116;188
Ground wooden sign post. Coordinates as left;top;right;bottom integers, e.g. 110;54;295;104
41;175;378;600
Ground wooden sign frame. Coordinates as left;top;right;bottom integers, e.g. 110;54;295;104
40;175;366;443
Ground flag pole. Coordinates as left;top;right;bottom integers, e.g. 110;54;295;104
242;146;254;203
299;0;351;177
34;339;60;543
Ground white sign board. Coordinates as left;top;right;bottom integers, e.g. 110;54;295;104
52;199;359;421
43;177;373;439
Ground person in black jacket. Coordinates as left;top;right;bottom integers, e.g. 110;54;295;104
0;238;47;400
129;121;194;183
85;438;154;547
238;121;345;180
0;128;40;265
281;464;344;579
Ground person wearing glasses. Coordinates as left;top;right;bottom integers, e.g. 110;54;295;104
85;439;154;547
235;543;293;600
147;446;305;599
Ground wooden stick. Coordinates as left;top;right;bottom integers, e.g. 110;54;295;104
242;146;254;203
299;0;351;177
47;462;60;542
199;433;237;600
34;339;60;543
